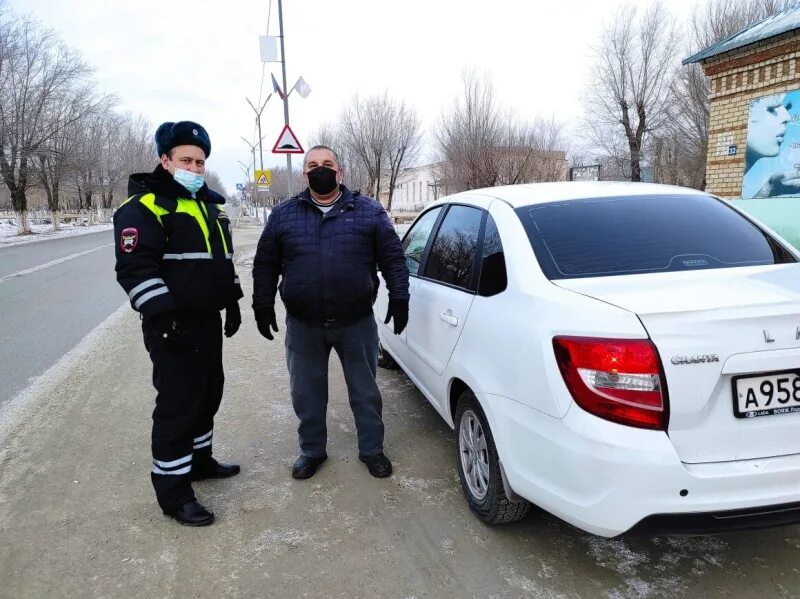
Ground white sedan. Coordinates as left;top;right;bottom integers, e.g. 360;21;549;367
375;181;800;537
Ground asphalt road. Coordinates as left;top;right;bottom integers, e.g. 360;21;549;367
0;230;123;406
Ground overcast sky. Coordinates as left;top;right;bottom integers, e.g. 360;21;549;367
12;0;701;195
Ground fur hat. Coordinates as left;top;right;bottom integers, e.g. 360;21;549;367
155;121;211;158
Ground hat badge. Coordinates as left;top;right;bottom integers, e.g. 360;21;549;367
192;128;198;135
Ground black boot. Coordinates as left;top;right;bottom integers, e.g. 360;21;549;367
291;454;327;479
164;500;215;527
191;457;241;481
359;453;392;478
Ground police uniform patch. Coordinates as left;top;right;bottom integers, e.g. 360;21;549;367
120;227;139;253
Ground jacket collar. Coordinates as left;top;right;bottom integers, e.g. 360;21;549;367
298;184;356;209
127;164;225;204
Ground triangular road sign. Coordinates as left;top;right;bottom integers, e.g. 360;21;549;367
254;169;271;189
271;124;304;154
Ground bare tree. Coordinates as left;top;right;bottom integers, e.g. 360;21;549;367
313;95;420;205
97;110;127;213
118;113;156;175
0;12;93;233
339;93;396;198
203;170;226;196
71;105;109;221
308;123;339;148
267;166;304;203
436;71;503;192
585;2;679;182
385;101;422;210
437;71;568;192
336;143;372;195
495;116;567;185
34;84;100;229
691;0;794;47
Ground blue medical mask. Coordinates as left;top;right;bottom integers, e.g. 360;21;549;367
172;167;205;194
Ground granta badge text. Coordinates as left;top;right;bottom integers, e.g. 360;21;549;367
670;354;720;366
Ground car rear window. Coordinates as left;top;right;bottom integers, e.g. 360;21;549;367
517;194;796;280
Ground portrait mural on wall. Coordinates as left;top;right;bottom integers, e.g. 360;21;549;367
743;90;800;198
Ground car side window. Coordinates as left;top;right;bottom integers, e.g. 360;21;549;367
478;215;507;296
424;205;483;291
402;207;442;276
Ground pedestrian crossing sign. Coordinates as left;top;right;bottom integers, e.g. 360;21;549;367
255;170;272;189
271;124;304;154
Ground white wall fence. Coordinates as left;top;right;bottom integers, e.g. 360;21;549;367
0;208;113;225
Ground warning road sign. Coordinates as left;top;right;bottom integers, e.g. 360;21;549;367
271;124;304;154
254;169;272;189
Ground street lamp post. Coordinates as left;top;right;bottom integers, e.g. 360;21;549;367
245;95;271;173
241;136;260;210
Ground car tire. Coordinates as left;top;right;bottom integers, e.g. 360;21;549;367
377;342;399;370
455;390;530;524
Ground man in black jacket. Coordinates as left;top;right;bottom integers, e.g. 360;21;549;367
252;145;409;480
114;121;242;526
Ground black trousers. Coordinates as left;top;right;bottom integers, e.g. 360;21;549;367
142;311;224;512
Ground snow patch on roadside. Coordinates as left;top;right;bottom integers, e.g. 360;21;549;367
251;527;322;557
584;534;728;599
499;565;568;598
0;221;112;247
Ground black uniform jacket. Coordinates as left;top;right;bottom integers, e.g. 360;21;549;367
113;165;243;317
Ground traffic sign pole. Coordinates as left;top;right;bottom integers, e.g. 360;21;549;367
277;0;293;197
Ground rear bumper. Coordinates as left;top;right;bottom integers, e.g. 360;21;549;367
629;502;800;535
482;392;800;537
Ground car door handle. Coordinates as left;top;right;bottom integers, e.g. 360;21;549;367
439;311;458;326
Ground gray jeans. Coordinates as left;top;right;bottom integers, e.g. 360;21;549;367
285;314;383;457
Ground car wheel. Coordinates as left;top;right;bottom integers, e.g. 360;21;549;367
377;342;398;370
455;390;530;524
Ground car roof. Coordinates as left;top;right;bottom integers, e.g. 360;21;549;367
436;181;705;209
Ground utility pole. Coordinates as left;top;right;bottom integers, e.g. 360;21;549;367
277;0;293;196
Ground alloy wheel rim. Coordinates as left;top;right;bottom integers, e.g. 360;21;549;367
458;409;489;501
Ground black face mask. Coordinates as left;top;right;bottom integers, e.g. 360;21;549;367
307;166;338;195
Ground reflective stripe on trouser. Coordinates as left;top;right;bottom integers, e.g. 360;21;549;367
143;311;224;512
284;314;383;457
193;430;213;450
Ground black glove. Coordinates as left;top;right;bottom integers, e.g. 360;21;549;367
255;306;279;340
224;302;241;338
384;299;409;335
149;311;183;348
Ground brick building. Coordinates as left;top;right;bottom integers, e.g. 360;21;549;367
685;6;800;199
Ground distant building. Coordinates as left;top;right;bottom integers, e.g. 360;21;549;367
379;163;446;212
380;148;567;212
684;5;800;199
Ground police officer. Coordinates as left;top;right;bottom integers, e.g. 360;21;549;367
114;121;242;526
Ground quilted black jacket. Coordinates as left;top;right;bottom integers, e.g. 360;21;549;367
252;185;409;324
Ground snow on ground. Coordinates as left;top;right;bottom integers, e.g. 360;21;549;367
0;219;113;248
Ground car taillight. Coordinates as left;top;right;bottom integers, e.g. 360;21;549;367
553;336;668;430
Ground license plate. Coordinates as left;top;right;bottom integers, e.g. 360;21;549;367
733;370;800;418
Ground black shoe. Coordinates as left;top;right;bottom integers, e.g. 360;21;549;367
359;453;392;478
164;500;215;527
191;458;241;481
291;454;327;479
